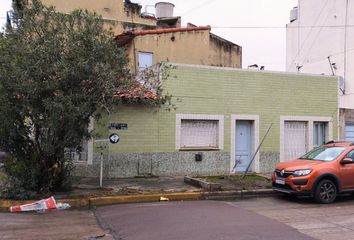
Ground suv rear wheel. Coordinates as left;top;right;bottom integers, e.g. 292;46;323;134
314;179;337;204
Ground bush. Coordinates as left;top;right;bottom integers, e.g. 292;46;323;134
0;0;131;199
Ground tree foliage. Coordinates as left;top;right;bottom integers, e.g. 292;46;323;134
0;0;132;198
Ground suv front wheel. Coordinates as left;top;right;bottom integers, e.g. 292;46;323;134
314;179;337;204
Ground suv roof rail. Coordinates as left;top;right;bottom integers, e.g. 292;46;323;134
326;140;335;144
350;142;354;146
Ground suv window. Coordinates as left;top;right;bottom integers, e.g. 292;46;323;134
300;146;346;161
345;150;354;161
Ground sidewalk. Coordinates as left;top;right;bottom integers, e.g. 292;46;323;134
1;175;276;211
72;176;199;197
0;176;203;211
0;176;277;240
0;176;198;240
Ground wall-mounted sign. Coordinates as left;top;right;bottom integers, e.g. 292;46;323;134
109;133;120;144
109;123;128;130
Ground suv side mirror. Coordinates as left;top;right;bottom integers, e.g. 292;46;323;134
340;158;353;164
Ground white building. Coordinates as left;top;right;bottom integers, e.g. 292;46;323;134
286;0;354;141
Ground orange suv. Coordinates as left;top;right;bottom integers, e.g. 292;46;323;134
272;141;354;203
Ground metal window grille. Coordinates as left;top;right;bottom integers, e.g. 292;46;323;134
181;120;218;148
284;121;307;161
313;122;326;147
65;141;88;162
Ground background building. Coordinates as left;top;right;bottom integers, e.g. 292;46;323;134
286;0;354;141
38;0;242;72
115;25;242;73
40;0;158;34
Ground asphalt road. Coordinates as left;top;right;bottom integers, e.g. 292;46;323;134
95;200;315;240
231;195;354;240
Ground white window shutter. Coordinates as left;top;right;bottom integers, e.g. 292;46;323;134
181;120;218;148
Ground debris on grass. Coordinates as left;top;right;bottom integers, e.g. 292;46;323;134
201;174;271;191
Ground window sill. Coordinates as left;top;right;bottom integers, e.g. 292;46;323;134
179;147;220;151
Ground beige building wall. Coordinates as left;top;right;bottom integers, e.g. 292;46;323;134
41;0;157;34
38;0;242;70
126;30;242;72
209;34;242;68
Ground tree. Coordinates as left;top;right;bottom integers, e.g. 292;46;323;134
0;0;132;198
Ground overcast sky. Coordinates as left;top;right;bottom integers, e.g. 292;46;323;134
0;0;298;71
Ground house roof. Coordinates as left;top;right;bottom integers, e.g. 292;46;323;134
115;26;211;46
132;26;210;36
114;84;159;101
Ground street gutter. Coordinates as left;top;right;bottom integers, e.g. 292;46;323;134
0;189;280;212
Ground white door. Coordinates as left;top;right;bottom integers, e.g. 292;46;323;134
284;121;307;161
345;123;354;142
235;121;252;172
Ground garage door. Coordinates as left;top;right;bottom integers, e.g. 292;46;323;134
345;123;354;142
284;121;307;161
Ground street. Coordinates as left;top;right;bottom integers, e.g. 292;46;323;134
231;195;354;240
3;195;354;239
95;199;315;240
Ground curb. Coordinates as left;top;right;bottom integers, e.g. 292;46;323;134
201;189;280;200
0;192;202;212
89;192;202;206
0;189;280;212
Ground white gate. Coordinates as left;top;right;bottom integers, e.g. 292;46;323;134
284;121;307;161
345;123;354;142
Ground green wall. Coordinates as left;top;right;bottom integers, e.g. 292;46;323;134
102;64;338;154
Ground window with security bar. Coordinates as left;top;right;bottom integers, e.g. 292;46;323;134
180;119;219;148
65;141;88;162
313;122;326;148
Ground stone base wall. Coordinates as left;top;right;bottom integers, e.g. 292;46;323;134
72;153;109;178
259;152;280;173
73;151;280;178
107;152;230;178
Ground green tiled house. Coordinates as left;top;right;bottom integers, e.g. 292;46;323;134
75;64;339;177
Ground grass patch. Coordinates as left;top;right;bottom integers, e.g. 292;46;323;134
206;175;266;182
201;174;271;191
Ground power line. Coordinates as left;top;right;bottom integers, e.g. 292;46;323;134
293;47;354;66
286;0;330;71
180;0;217;16
299;0;335;67
210;24;354;29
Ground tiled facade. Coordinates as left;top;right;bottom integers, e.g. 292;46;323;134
75;64;338;177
